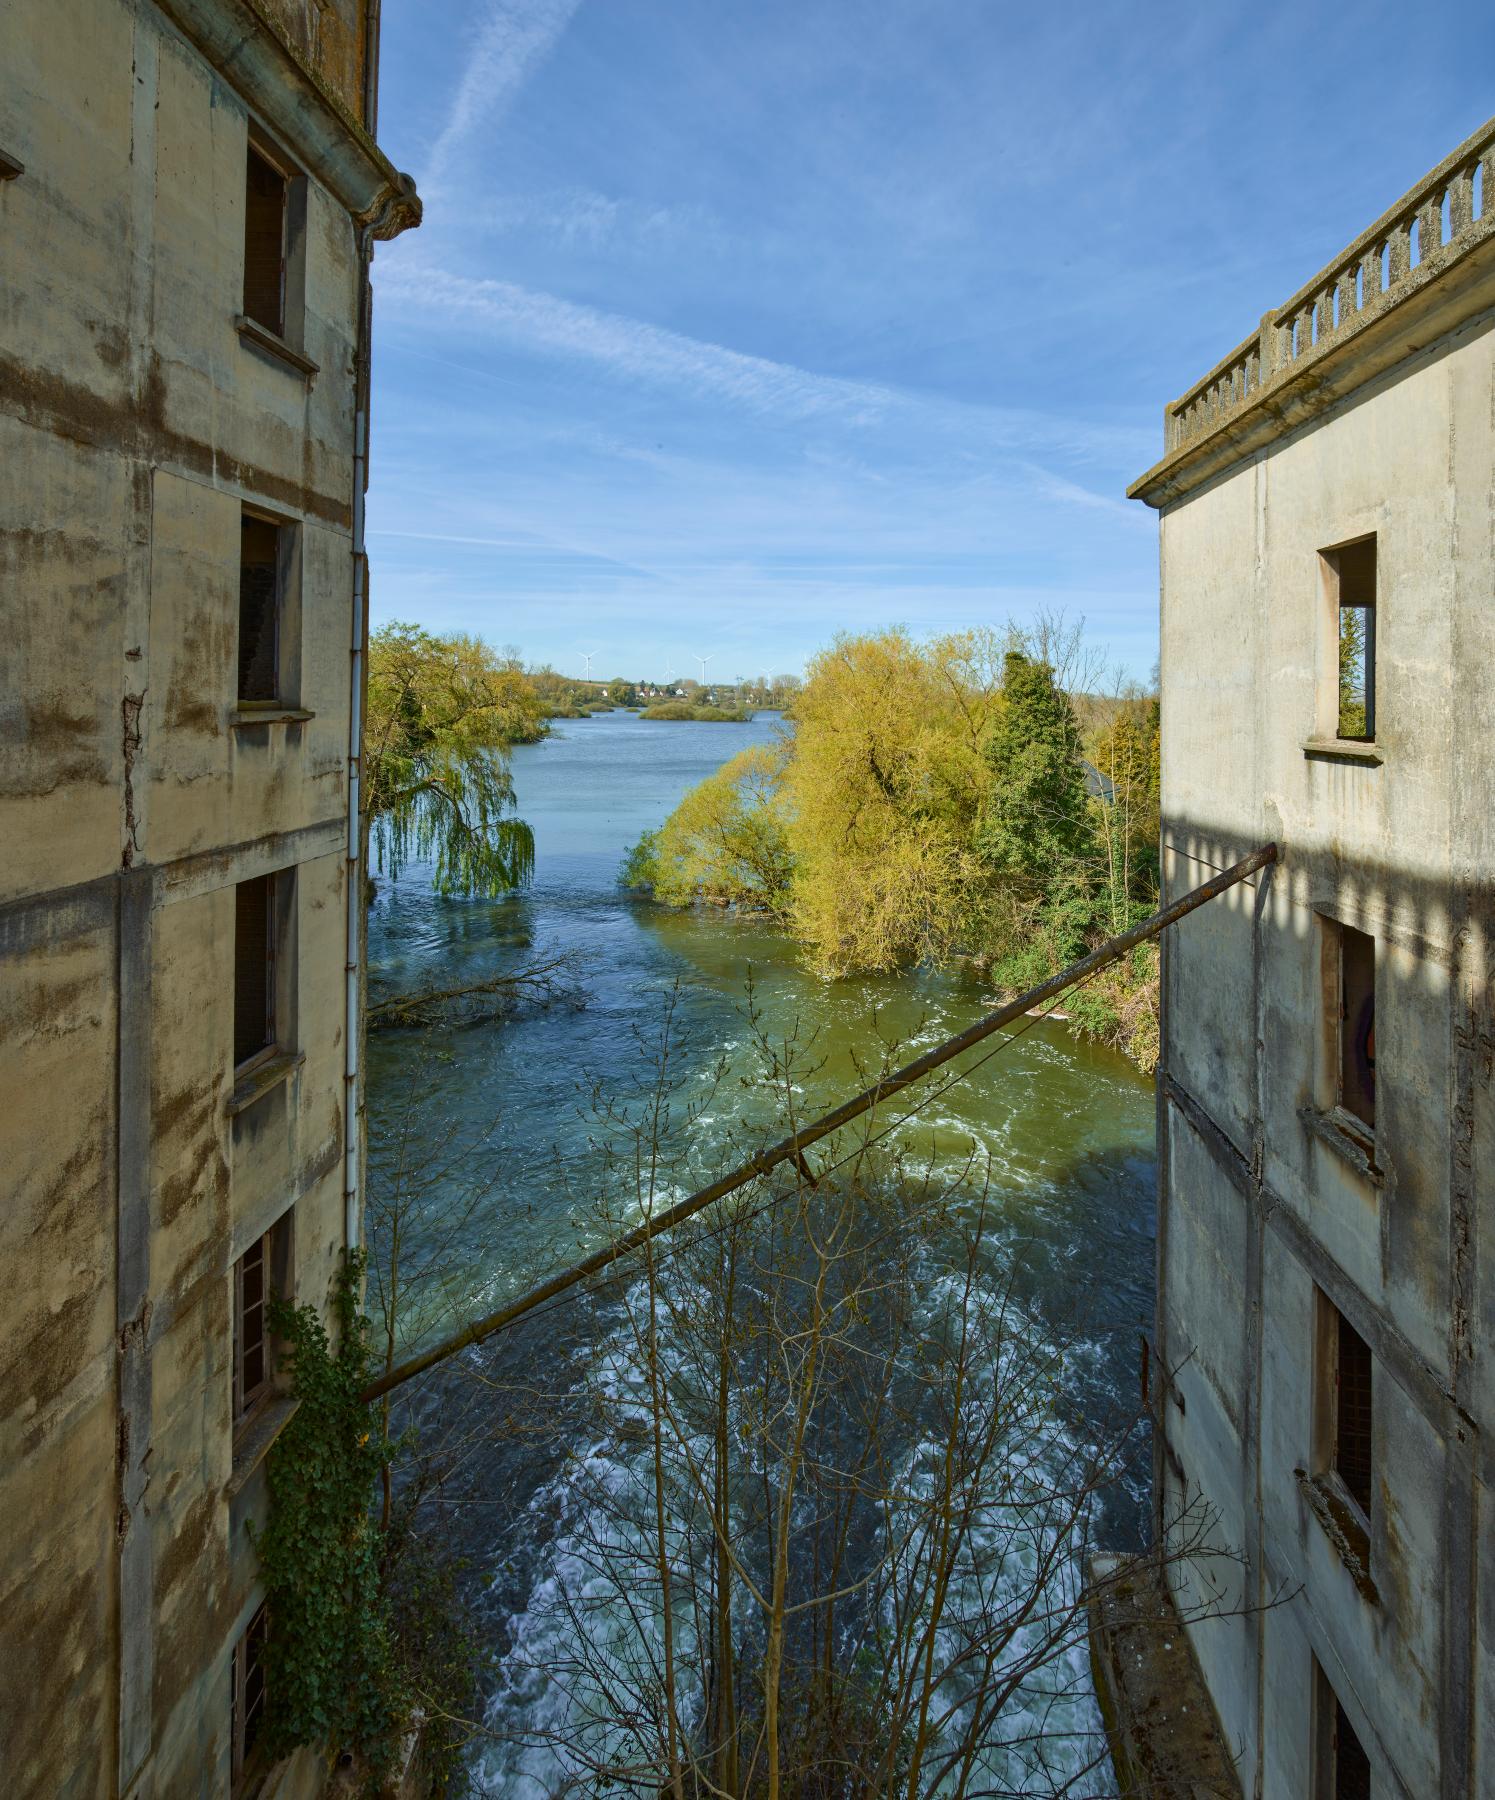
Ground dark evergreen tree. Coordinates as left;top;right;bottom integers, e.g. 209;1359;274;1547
977;651;1097;959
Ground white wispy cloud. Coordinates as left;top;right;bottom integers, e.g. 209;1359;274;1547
375;264;1151;470
1024;466;1152;524
463;188;725;254
377;265;896;424
424;0;584;189
366;528;541;548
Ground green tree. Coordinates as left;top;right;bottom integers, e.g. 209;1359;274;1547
782;629;999;974
977;651;1097;964
1087;693;1160;931
608;677;640;707
1338;605;1369;738
624;621;1166;1067
365;623;537;897
622;743;793;913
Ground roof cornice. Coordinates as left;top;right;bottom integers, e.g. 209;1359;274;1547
154;0;421;238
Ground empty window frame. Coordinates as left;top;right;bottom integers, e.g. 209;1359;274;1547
1337;923;1376;1130
234;874;277;1069
1324;536;1377;741
1318;1292;1375;1520
238;512;282;705
231;1602;269;1785
233;1208;292;1423
243;139;290;336
1314;1660;1372;1800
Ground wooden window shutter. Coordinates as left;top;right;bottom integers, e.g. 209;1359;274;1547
243;144;287;335
1334;1312;1374;1517
231;1602;270;1779
238;515;280;703
234;876;274;1067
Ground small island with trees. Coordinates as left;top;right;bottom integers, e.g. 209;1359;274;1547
622;616;1161;1067
638;699;755;722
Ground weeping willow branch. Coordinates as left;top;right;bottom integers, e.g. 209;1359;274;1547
370;754;536;898
365;623;539;899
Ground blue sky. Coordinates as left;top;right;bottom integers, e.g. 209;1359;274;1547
367;2;1492;685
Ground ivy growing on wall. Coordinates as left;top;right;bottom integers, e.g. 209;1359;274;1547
256;1253;405;1778
253;1253;491;1794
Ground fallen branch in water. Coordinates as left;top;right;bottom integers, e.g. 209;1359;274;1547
368;953;586;1029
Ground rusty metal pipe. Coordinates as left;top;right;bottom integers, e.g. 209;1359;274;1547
360;842;1277;1403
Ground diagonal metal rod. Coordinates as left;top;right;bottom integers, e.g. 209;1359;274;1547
360;842;1277;1403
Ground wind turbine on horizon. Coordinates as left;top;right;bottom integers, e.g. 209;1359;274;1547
579;650;596;680
693;652;713;685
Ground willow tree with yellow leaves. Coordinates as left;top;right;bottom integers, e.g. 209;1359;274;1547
780;628;1002;973
622;743;795;915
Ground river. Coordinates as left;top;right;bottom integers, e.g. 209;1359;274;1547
365;708;1157;1796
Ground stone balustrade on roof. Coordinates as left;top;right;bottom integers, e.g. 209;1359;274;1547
1130;114;1495;504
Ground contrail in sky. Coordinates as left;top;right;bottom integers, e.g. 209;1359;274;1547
425;0;584;190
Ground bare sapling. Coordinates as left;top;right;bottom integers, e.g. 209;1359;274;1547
407;985;1265;1798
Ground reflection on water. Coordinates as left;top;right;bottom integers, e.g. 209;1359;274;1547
365;709;1156;1793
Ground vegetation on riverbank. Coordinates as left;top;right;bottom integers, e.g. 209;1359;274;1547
638;699;756;722
623;620;1162;1067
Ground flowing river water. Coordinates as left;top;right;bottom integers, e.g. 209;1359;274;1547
365;709;1157;1795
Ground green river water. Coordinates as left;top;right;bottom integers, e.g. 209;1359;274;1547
365;708;1157;1795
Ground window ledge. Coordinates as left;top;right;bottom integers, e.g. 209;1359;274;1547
235;314;319;380
1302;737;1383;765
1299;1105;1384;1186
226;1394;299;1499
229;1049;304;1116
231;706;315;729
1295;1468;1379;1605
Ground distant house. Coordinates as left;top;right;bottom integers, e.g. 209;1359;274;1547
1130;116;1495;1799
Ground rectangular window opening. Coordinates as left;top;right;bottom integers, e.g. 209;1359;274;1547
1327;536;1376;741
1315;1661;1372;1800
1337;923;1376;1131
231;1602;269;1784
1332;1306;1374;1519
243;142;288;336
234;874;276;1069
233;1209;292;1424
239;513;281;705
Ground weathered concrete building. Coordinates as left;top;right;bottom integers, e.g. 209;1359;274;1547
0;2;417;1791
1131;121;1495;1796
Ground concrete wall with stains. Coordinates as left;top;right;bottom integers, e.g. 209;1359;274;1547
0;0;414;1792
1135;223;1495;1795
